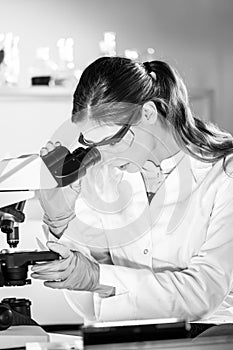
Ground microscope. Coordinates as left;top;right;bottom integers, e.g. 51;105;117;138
0;144;101;340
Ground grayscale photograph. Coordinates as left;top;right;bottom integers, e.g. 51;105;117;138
0;0;233;349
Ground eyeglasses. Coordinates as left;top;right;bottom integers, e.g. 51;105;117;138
78;122;135;153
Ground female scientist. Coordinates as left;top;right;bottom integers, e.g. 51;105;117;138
32;57;233;334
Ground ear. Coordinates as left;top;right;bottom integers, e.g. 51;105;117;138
141;101;158;125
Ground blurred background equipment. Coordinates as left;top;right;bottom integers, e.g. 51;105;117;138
99;31;117;56
0;32;20;86
29;39;80;88
30;47;57;86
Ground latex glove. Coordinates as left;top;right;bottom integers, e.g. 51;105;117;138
37;186;79;237
37;141;81;237
31;241;100;292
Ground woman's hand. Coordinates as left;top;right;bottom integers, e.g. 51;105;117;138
37;141;81;238
40;140;61;157
31;241;100;291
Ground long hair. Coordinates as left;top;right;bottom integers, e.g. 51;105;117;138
72;56;233;168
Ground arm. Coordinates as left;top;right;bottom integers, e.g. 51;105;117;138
94;172;233;322
38;183;79;238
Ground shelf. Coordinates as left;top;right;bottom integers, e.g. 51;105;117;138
0;86;74;101
0;86;214;121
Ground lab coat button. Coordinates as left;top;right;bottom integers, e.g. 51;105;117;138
143;249;149;255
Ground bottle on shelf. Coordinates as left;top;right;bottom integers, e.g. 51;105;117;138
55;37;81;88
99;32;117;57
29;47;58;86
0;32;20;86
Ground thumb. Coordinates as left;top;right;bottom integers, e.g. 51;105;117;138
46;241;70;259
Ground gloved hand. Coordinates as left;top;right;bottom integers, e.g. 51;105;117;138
31;241;100;291
37;141;81;237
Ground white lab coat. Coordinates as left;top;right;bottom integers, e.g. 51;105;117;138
49;151;233;324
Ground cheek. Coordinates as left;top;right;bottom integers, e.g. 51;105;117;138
128;138;152;163
99;136;153;168
117;143;150;172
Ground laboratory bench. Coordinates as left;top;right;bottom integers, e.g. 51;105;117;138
41;322;233;350
3;319;233;350
6;334;233;350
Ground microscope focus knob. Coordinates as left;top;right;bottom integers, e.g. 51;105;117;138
0;303;13;331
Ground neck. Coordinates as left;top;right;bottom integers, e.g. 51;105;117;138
148;120;181;165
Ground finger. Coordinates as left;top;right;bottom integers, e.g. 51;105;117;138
55;141;61;147
31;262;55;272
44;281;66;289
31;257;71;272
46;141;56;152
31;271;65;280
47;241;71;259
40;147;48;156
31;261;51;271
31;273;53;280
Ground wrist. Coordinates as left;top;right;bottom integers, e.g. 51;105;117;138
48;226;66;239
93;263;115;297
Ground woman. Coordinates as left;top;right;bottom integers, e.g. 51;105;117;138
32;57;233;336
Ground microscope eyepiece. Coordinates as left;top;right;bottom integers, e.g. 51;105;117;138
41;144;101;187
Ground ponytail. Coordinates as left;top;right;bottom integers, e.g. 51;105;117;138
145;60;233;167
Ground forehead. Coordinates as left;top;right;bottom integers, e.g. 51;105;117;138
75;119;122;142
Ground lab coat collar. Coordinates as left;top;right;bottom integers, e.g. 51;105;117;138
141;150;186;177
159;149;215;183
160;150;186;174
143;149;215;184
189;155;215;183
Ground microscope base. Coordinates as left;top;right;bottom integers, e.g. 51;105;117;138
0;325;49;349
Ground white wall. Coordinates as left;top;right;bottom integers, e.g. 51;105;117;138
0;0;233;131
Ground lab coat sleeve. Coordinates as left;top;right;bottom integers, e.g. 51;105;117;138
94;172;233;322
